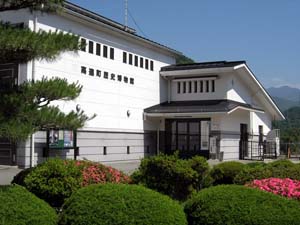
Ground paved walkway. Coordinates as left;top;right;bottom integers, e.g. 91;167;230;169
0;166;22;185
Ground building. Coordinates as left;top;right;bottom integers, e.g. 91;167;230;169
0;2;284;168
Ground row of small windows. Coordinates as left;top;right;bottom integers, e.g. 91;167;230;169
81;38;115;60
81;66;134;85
177;80;215;94
123;52;154;71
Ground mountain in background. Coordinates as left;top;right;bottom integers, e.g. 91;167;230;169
267;86;300;111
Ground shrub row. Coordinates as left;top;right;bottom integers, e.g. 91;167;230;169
12;158;130;207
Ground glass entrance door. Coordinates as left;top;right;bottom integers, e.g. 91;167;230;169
165;119;211;158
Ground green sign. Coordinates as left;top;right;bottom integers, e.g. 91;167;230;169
48;130;74;149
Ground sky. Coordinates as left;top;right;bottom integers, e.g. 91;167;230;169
69;0;300;88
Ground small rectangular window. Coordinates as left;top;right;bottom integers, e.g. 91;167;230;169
200;81;203;92
124;76;129;83
89;68;94;76
88;41;94;54
110;47;114;60
206;80;209;92
103;146;107;155
177;82;181;93
103;45;108;58
81;66;87;74
127;146;130;154
145;59;149;70
194;81;198;93
150;60;154;71
123;52;127;63
134;55;138;67
80;38;86;52
259;125;263;144
188;81;192;93
96;43;101;56
212;80;215;92
104;71;109;79
96;70;101;77
140;57;144;68
183;82;186;93
129;54;133;65
130;78;134;85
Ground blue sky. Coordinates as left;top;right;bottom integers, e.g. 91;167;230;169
70;0;300;88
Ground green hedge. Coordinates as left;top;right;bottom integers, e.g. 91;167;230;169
0;185;57;225
210;161;245;185
58;184;187;225
184;185;300;225
234;160;300;184
131;154;211;201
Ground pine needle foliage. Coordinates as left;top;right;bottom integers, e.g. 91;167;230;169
0;22;82;63
0;0;64;12
0;77;93;141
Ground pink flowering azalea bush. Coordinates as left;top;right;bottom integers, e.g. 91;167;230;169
247;178;300;200
18;158;130;208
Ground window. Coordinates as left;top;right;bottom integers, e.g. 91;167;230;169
259;125;263;145
96;43;101;56
211;80;215;92
124;76;128;83
177;82;181;93
103;45;108;58
145;59;149;70
88;41;94;54
129;54;133;65
130;78;134;85
104;71;109;79
80;38;86;52
123;52;127;63
150;60;154;71
200;81;203;92
140;57;144;68
81;66;87;74
89;68;94;76
206;80;209;92
110;48;114;60
96;70;101;77
134;55;138;67
188;81;192;93
183;82;186;93
194;81;197;93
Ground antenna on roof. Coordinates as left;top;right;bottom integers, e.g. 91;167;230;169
124;0;129;31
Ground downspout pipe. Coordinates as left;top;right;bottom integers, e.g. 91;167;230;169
30;13;38;168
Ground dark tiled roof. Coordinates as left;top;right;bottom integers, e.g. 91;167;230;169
144;99;262;114
161;61;246;72
64;1;181;55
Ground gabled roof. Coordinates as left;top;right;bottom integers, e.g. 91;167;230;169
159;60;285;120
144;99;263;115
63;1;181;56
161;61;246;72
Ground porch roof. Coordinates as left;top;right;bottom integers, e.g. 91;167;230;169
144;99;264;116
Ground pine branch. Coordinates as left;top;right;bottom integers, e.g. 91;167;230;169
0;0;64;12
0;23;82;63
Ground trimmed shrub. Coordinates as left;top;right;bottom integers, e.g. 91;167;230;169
184;185;300;225
234;160;300;184
210;161;245;185
24;158;130;207
245;161;266;168
58;184;187;225
0;185;57;225
131;154;210;201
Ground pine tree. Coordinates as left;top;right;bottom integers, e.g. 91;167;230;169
0;0;92;141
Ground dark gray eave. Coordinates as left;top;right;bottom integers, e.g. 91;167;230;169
64;1;181;56
144;99;263;114
161;61;246;72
